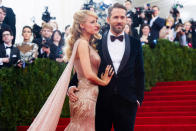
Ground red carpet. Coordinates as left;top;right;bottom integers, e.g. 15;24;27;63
17;80;196;131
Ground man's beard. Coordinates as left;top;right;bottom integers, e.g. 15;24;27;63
111;24;125;35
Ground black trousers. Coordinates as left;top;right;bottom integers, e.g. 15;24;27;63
95;94;138;131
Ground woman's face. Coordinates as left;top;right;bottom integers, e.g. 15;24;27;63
22;27;32;41
81;15;100;35
124;24;130;34
53;31;61;42
166;19;174;27
142;26;150;35
184;22;191;31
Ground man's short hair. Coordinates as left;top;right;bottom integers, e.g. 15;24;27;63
125;0;132;4
152;5;160;10
41;23;53;31
2;27;13;36
108;3;127;18
0;6;6;14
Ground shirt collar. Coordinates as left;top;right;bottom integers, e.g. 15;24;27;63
153;16;159;20
108;30;124;37
4;43;12;48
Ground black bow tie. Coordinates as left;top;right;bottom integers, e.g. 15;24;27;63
110;35;124;42
5;46;12;49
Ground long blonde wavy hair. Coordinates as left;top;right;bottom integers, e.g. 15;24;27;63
64;10;101;61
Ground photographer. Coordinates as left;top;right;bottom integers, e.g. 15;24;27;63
0;28;21;69
124;0;142;28
159;16;175;42
184;21;193;48
140;24;156;48
170;7;183;28
149;5;165;40
174;23;190;47
33;23;53;58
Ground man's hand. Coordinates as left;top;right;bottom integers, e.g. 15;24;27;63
137;100;141;108
139;12;145;19
68;86;79;102
2;58;9;63
42;47;50;54
56;58;64;63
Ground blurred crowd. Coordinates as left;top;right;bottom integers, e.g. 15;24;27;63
0;0;195;69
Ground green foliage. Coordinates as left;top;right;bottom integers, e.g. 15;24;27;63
143;39;196;90
0;40;195;129
0;59;69;130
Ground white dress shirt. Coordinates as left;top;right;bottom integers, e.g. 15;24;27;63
4;43;12;58
107;31;125;74
150;16;158;27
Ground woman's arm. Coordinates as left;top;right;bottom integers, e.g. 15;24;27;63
77;39;113;86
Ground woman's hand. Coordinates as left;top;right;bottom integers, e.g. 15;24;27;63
101;65;114;86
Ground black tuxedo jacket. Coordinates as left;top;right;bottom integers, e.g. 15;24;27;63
49;42;63;60
150;17;165;40
33;37;51;58
0;44;20;69
70;32;145;104
96;32;145;104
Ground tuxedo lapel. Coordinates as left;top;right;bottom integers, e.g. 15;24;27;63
101;32;114;66
117;34;131;74
10;46;14;58
0;44;6;57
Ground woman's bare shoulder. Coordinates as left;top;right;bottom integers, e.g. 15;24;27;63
76;38;89;48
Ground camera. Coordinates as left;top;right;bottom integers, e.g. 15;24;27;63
190;19;196;30
145;9;154;15
42;44;49;48
170;3;183;21
181;28;186;32
170;8;179;20
145;3;154;15
82;0;94;10
42;7;56;23
32;24;42;39
83;3;93;10
135;7;144;15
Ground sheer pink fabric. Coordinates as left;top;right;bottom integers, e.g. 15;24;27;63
64;45;100;131
27;41;80;131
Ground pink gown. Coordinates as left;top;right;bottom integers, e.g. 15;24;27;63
27;40;100;131
64;45;100;131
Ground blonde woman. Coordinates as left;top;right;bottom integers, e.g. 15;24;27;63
159;16;175;41
28;10;114;131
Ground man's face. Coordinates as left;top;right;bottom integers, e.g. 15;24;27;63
107;8;127;35
0;8;6;22
184;22;191;31
124;1;132;11
41;28;53;39
152;7;159;17
126;17;132;26
2;31;13;44
142;26;150;35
